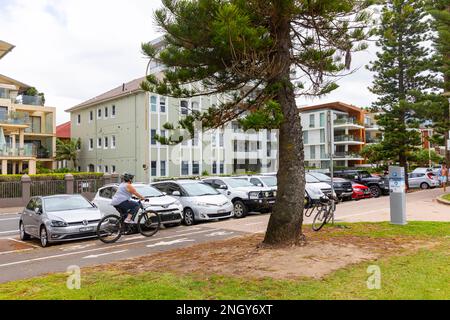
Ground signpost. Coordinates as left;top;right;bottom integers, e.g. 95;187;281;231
388;166;407;225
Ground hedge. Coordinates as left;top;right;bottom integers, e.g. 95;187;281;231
0;172;104;182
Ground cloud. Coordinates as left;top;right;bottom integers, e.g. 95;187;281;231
1;0;379;124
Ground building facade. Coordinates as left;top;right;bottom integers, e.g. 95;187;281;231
67;77;278;182
299;102;366;169
0;40;56;175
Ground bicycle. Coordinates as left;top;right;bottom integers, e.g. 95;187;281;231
311;197;336;231
97;200;161;243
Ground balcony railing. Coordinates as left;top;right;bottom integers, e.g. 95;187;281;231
366;137;382;144
334;135;362;142
334;118;363;126
0;112;30;126
0;88;9;99
14;95;44;106
334;151;363;159
0;144;36;157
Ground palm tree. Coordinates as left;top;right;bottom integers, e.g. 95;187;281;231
56;138;80;170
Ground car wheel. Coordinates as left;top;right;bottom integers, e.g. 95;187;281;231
19;222;31;241
369;186;381;198
420;182;430;189
183;208;195;226
40;226;50;248
233;200;248;219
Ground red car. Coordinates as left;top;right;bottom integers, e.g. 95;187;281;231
352;183;372;200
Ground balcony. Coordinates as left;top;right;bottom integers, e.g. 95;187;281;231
334;151;364;160
334;135;364;145
364;123;380;131
0;144;36;158
0;112;30;127
14;94;44;106
0;88;9;99
334;118;364;129
366;137;382;144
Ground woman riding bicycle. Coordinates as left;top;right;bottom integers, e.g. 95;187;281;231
111;173;146;223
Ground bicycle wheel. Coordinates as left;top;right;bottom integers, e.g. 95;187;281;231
312;205;329;231
97;215;123;243
137;210;161;237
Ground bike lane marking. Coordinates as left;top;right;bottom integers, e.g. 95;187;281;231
82;250;129;259
0;228;220;268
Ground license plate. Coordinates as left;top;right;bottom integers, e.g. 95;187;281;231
79;227;94;232
268;200;275;204
218;209;227;213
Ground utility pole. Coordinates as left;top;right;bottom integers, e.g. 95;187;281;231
327;110;334;198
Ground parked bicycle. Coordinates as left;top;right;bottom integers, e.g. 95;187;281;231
304;197;336;231
97;200;161;243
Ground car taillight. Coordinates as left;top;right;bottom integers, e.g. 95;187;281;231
426;173;435;180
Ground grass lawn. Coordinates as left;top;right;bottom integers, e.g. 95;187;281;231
0;222;449;300
442;193;450;202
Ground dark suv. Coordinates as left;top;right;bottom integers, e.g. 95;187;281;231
308;172;354;201
334;170;389;198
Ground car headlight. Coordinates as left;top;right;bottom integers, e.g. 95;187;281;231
195;202;213;207
173;200;182;206
50;220;68;227
249;191;260;199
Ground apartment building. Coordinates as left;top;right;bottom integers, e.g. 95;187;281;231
0;40;56;175
299;102;365;169
66;76;278;182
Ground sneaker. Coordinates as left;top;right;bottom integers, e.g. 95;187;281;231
124;219;136;224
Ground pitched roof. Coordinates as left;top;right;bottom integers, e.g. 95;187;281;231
298;101;365;114
66;76;146;112
56;121;71;139
0;40;14;60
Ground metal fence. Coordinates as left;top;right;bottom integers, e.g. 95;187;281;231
0;181;22;198
31;180;66;197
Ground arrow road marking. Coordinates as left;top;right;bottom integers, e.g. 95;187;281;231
82;250;128;259
146;238;195;248
206;231;234;237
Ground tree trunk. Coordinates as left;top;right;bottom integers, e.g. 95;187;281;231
263;11;305;246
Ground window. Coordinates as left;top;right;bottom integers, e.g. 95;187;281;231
151;129;157;145
104;107;108;118
160;161;166;176
77;166;81;172
0;107;8;120
77;114;81;125
160;98;166;113
112;105;116;117
303;131;309;144
191;101;199;112
267;142;271;157
192;161;200;175
104;137;109;149
150;96;157;112
97;109;102;119
220;161;225;174
212;132;217;147
160;130;166;142
219;132;224;147
320;113;325;127
111;135;116;148
112;165;116;173
181;161;189;176
89;138;93;150
99;187;114;199
97;138;102;148
309;114;315;128
320;129;325;143
320;145;326;158
310;146;316;159
89;110;93;122
212;161;217;174
105;165;109;173
192;136;199;146
151;161;157;177
97;165;102;172
180;100;188;115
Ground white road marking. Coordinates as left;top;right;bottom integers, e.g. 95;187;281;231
0;230;18;235
83;250;128;259
0;228;219;268
0;217;20;222
0;248;33;255
244;222;265;226
60;243;96;251
176;227;202;232
206;231;234;237
146;238;195;248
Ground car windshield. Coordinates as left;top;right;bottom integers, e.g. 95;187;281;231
359;171;372;178
309;172;331;182
182;183;220;196
44;196;94;212
306;174;321;183
260;176;277;187
226;178;255;188
135;185;164;197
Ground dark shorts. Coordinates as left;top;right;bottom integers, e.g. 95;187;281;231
114;200;139;218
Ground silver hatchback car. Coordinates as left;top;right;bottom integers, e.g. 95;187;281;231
19;194;103;247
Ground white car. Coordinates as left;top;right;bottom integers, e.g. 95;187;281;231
151;180;234;226
93;183;184;227
202;177;276;218
236;175;327;202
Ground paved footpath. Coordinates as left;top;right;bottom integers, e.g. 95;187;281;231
0;188;448;284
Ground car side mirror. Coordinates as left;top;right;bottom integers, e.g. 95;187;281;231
218;185;228;190
172;191;181;196
354;175;359;180
34;207;42;215
257;183;263;187
162;192;167;195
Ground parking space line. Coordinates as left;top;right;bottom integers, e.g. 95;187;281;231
0;230;18;235
8;238;40;248
0;217;20;222
0;228;219;268
0;248;33;256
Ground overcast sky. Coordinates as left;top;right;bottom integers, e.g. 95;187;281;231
0;0;378;125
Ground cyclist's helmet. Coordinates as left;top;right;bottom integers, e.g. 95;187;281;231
122;172;135;183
